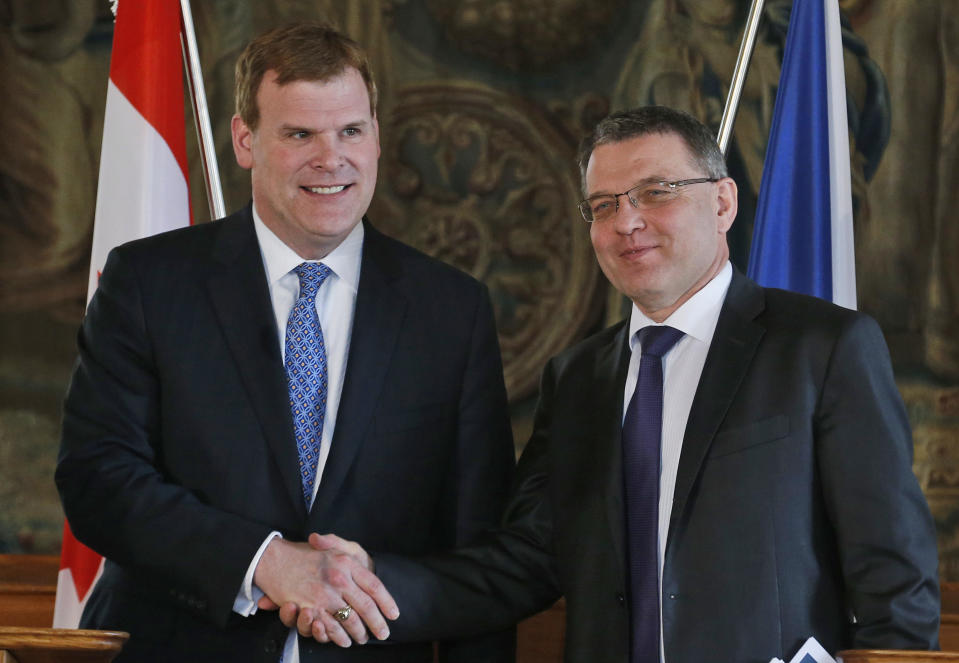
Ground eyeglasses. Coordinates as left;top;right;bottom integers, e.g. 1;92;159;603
577;178;719;223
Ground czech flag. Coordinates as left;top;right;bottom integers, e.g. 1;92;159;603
746;0;856;309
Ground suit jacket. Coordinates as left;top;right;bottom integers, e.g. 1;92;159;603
376;269;940;663
55;206;516;662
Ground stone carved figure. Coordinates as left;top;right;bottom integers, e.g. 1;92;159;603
0;0;103;316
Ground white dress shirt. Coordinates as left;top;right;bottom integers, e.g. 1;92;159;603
254;212;363;486
621;261;732;662
233;208;364;662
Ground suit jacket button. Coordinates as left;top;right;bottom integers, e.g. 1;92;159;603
667;593;678;600
616;593;626;605
264;639;278;654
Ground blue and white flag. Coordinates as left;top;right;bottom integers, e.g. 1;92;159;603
747;0;856;309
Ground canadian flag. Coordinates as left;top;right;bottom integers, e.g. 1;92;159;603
54;0;191;627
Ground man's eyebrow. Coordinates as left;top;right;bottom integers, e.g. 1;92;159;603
587;176;672;197
276;118;373;132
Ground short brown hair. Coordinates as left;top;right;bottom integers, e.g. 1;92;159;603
234;22;378;130
577;106;727;193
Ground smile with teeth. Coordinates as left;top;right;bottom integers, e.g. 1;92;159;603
305;185;347;194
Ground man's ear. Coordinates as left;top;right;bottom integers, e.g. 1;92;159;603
231;114;254;170
716;177;738;233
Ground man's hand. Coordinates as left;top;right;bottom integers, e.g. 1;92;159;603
309;532;374;570
253;535;398;647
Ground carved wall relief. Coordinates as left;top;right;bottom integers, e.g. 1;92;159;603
370;82;602;400
424;0;627;71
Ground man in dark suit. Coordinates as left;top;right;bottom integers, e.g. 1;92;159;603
320;106;939;662
55;23;515;662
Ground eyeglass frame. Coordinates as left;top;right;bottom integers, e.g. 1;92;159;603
577;177;719;223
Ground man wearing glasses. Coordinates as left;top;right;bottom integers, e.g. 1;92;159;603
301;105;940;662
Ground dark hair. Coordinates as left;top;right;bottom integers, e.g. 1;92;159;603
235;22;377;130
577;106;727;191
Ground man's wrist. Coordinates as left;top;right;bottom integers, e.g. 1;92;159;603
233;531;283;616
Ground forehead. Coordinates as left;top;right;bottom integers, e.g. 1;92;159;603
585;132;697;194
255;67;372;124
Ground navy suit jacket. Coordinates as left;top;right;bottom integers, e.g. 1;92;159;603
56;206;516;662
377;269;940;662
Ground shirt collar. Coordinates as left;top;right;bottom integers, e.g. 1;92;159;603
252;207;364;294
628;261;733;350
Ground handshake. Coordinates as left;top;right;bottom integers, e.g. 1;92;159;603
253;533;399;648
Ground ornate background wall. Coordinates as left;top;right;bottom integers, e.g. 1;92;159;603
2;0;958;577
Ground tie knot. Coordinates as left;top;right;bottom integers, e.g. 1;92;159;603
637;325;684;358
293;262;332;296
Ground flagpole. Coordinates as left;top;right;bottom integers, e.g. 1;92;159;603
716;0;766;155
179;0;226;220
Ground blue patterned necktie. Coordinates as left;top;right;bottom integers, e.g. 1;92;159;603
622;325;684;663
285;262;333;507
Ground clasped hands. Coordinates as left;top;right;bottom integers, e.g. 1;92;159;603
253;533;397;647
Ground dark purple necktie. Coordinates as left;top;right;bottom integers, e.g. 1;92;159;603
623;325;684;663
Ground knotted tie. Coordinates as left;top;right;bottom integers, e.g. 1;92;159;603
285;262;332;507
622;325;685;663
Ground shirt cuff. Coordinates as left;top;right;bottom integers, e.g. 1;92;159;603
232;531;283;617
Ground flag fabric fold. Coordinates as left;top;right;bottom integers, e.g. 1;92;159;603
54;0;191;628
746;0;856;309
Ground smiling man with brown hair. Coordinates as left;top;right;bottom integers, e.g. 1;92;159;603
56;22;515;663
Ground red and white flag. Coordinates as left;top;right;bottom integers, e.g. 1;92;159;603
54;0;191;628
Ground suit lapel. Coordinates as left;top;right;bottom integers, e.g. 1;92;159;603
595;323;632;584
667;271;765;544
205;208;307;519
309;222;408;522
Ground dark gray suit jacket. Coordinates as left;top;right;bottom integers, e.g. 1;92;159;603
377;269;940;663
56;206;516;662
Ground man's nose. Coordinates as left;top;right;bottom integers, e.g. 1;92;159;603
611;196;646;234
309;135;342;170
